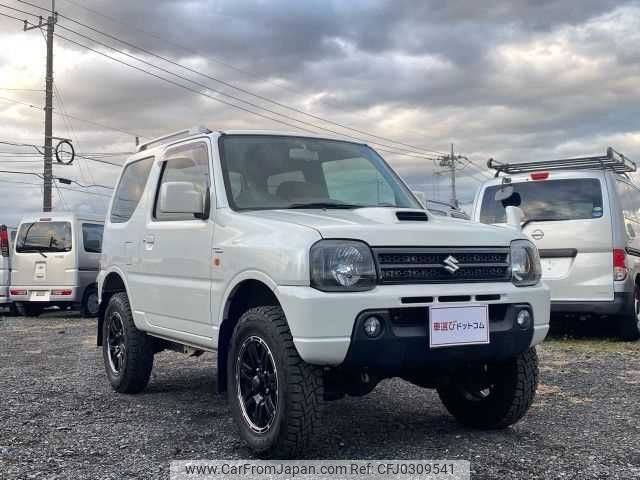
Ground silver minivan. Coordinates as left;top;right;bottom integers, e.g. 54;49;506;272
472;148;640;340
1;224;17;313
10;212;104;317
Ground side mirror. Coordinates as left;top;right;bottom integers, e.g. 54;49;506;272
506;206;524;232
159;181;204;216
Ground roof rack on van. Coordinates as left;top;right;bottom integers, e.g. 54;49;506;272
487;147;636;177
136;126;212;152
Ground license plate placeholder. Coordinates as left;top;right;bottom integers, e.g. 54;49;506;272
429;304;490;348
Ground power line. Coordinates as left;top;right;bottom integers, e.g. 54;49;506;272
0;94;147;138
0;3;39;20
54;16;445;156
17;0;445;157
0;87;44;92
56;0;261;80
6;5;445;161
52;30;439;162
0;177;113;198
53;25;438;160
0;167;113;189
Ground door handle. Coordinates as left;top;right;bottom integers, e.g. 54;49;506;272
143;234;155;244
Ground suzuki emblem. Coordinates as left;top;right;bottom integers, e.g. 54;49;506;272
443;255;460;273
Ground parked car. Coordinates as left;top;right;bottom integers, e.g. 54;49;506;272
1;224;17;314
472;147;640;340
98;127;550;457
10;212;104;317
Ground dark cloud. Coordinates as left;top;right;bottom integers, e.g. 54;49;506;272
1;0;639;222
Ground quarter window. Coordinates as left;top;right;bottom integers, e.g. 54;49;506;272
154;142;210;221
82;223;104;253
110;157;154;223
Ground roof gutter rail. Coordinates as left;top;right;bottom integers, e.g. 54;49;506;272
137;126;212;152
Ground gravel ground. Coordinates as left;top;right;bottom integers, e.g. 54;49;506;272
1;310;639;480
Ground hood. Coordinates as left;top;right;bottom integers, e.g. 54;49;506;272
245;208;517;247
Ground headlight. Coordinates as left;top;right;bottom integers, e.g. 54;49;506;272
510;239;542;287
310;240;377;292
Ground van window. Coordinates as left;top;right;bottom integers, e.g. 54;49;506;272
110;157;154;223
154;142;210;221
82;223;104;253
616;181;640;223
16;221;72;253
479;178;604;224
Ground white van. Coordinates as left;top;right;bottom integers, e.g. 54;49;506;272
472;148;640;340
10;212;104;317
1;224;17;313
97;127;550;456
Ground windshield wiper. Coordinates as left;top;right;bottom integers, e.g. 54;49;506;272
288;202;362;210
521;218;569;228
21;247;47;258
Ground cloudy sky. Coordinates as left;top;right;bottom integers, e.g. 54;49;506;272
1;0;639;226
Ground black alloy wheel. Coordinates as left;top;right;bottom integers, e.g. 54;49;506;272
235;335;279;433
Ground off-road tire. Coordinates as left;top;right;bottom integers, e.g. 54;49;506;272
102;292;154;393
437;348;538;429
619;287;640;341
15;302;44;317
227;306;324;458
79;285;99;318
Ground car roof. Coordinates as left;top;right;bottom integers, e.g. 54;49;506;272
17;211;105;225
125;128;365;166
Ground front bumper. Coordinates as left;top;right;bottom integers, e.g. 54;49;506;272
9;286;80;303
551;292;631;316
277;282;550;366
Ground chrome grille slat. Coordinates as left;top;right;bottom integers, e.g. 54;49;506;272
373;247;511;285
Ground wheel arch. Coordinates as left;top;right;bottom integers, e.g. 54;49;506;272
97;269;130;346
217;276;282;393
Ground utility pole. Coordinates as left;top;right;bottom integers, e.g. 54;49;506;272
438;143;460;209
25;1;57;212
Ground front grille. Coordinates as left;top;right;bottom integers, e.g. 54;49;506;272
373;247;511;285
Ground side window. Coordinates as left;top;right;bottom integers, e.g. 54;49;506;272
154;142;210;221
110;157;154;223
82;223;104;253
322;157;395;205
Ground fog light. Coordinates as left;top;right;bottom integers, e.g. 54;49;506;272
363;316;382;338
516;309;532;329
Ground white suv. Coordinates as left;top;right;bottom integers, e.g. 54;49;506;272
97;127;550;457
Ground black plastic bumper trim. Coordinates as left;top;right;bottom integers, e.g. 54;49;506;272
551;292;632;315
340;304;534;373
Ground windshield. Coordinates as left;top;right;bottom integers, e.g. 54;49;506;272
16;221;72;253
220;135;421;211
479;178;603;224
